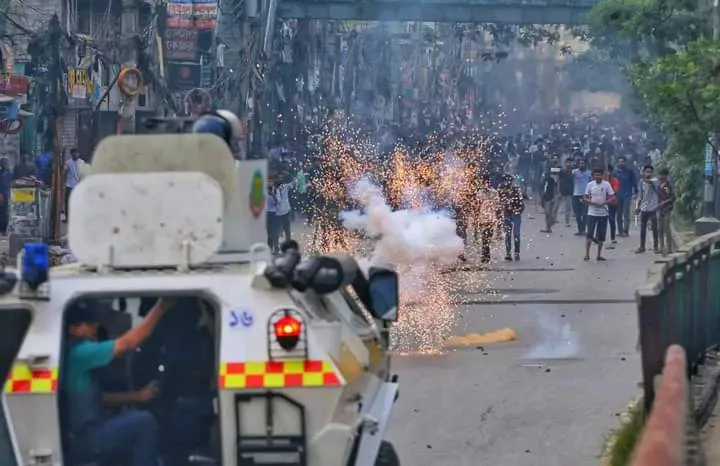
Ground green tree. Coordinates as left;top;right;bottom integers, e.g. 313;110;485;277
586;0;716;219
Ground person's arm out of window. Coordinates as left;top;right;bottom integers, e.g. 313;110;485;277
113;299;172;357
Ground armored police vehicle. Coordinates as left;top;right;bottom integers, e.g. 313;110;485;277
0;111;401;466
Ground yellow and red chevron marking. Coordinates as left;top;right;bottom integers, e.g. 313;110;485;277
219;360;344;389
4;364;58;394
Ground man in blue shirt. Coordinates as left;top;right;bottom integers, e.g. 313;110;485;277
63;298;172;466
34;152;53;186
614;156;638;236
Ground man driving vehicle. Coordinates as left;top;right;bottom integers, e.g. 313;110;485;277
62;298;173;466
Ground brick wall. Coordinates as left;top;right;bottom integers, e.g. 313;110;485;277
58;111;77;154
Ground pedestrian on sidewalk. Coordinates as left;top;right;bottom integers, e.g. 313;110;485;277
540;166;559;234
614;156;638;237
35;152;52;186
475;178;498;264
558;157;574;227
272;178;293;246
64;148;81;222
606;164;621;247
266;178;280;253
635;165;659;254
583;167;615;261
294;167;308;221
499;175;524;261
657;167;674;256
572;159;591;236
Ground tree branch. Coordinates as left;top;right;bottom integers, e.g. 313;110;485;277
685;89;718;153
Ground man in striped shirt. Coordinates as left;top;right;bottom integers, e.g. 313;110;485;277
634;165;659;254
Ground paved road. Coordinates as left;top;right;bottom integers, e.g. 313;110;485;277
382;207;658;466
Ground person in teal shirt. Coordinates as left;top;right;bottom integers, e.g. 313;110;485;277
62;298;172;466
294;168;308;219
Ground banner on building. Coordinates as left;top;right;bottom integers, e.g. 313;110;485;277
167;1;193;28
165;28;199;60
67;68;95;100
166;0;217;30
0;75;28;96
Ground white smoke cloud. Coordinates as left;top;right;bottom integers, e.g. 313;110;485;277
523;312;579;359
339;176;463;267
339;176;464;352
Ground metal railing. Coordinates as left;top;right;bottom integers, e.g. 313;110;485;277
636;230;720;411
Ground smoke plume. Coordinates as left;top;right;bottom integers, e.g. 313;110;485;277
340;176;463;353
523;312;579;359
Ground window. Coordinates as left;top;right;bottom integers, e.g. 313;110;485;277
60;295;221;464
0;307;32;466
0;399;18;466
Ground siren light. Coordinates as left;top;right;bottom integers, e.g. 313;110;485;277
273;312;302;351
21;243;49;291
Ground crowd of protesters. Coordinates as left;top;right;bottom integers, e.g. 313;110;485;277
264;112;674;261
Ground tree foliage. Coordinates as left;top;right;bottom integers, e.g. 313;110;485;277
587;0;718;219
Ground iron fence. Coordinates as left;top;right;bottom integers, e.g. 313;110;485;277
636;230;720;411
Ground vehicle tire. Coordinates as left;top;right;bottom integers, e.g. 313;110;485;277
374;440;400;466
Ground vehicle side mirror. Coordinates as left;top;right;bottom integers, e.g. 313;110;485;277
367;267;399;322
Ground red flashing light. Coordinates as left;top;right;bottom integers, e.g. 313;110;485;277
274;314;302;350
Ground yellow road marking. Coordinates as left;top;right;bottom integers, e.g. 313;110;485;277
445;328;517;348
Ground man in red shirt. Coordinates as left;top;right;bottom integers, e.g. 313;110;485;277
605;164;621;246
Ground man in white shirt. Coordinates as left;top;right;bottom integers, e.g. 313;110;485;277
583;167;615;261
64;148;81;222
270;179;293;251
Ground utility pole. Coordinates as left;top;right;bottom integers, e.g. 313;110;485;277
118;0;139;134
48;14;64;241
694;0;720;235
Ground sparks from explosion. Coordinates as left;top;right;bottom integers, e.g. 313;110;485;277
340;177;462;353
303;124;507;353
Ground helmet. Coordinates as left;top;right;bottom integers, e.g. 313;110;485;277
216;109;243;139
191;109;242;145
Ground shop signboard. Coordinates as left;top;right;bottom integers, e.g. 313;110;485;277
705;140;715;177
166;0;217;30
165;28;199;60
167;0;193;28
167;62;201;91
0;75;28;96
193;0;218;29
